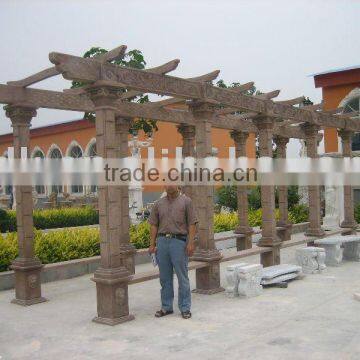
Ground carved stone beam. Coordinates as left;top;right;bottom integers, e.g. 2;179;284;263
120;59;182;100
95;45;127;63
147;70;221;107
215;89;280;115
7;46;128;88
49;52;355;129
65;58;181;95
229;82;255;93
275;96;305;106
256;90;281;100
7;67;60;87
303;103;322;111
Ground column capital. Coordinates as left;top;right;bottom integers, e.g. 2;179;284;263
338;129;354;141
115;116;131;128
301;123;321;137
86;83;124;108
187;100;215;118
252;116;275;130
177;124;195;139
230;130;248;145
5;105;37;125
273;135;289;148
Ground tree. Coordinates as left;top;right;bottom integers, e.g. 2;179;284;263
71;46;157;136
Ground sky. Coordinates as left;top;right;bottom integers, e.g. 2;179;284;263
0;0;359;157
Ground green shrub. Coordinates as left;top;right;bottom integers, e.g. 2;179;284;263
35;228;100;264
214;212;238;232
0;209;16;233
130;221;151;249
33;206;98;229
355;203;360;224
215;186;238;211
0;232;18;271
0;206;99;233
216;185;301;211
288;204;309;224
0;205;314;272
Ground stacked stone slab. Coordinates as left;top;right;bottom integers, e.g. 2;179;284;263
261;264;303;285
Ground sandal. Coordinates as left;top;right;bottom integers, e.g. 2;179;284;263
155;309;174;318
181;311;192;319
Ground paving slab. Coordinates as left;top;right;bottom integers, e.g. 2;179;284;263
1;245;360;360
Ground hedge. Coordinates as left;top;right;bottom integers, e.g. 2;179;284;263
0;206;99;233
0;206;312;272
355;204;360;224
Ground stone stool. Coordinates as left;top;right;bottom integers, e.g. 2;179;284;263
225;263;247;298
315;235;360;266
295;247;326;274
237;264;263;298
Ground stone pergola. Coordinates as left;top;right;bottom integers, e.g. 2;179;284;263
0;45;359;325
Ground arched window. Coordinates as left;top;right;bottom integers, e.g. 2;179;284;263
69;145;83;194
340;89;360;151
70;145;83;159
49;146;63;194
88;142;97;158
88;142;97;193
32;148;45;195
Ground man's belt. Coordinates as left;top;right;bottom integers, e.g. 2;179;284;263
158;233;187;241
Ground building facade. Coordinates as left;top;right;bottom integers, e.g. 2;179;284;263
313;66;360;205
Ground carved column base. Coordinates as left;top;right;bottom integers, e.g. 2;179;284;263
260;245;281;267
91;267;134;326
340;220;358;230
120;244;137;275
192;263;224;295
11;258;47;306
276;222;292;241
191;249;224;294
258;236;280;247
304;227;326;238
234;226;253;250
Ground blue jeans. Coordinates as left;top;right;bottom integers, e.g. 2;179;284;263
156;236;191;313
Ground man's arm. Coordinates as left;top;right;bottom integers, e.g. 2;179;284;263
149;224;158;253
185;198;198;256
148;203;159;254
186;223;196;256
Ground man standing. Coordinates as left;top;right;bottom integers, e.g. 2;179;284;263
148;185;197;319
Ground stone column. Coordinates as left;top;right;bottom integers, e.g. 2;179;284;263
273;136;292;241
230;130;253;250
188;101;223;294
86;85;134;325
116;117;137;274
253;117;280;267
339;130;357;230
177;124;195;198
5;105;47;306
303;124;325;238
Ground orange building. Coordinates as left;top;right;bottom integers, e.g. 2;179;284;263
313;66;360;153
313;65;360;205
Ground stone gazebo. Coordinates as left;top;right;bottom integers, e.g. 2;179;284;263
0;45;358;325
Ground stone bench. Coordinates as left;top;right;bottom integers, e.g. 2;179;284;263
295;247;326;274
314;235;360;266
225;263;263;298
